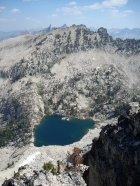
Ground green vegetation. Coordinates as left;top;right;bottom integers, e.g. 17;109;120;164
96;95;107;104
57;160;60;173
36;37;47;46
82;29;90;35
7;161;14;168
51;167;57;175
131;95;140;102
43;161;54;171
43;161;57;175
115;102;131;116
65;162;70;171
11;60;27;83
0;98;31;147
27;182;33;186
38;89;45;96
14;171;20;178
55;34;61;39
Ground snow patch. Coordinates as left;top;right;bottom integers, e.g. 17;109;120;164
96;67;100;69
19;152;41;167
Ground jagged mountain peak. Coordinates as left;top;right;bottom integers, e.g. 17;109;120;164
97;27;108;34
61;24;68;28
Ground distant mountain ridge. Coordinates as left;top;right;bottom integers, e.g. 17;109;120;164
108;28;140;40
89;27;140;40
42;24;68;33
0;28;42;41
0;25;68;41
1;25;139;41
0;30;24;41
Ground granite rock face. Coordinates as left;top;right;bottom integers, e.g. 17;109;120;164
84;110;140;186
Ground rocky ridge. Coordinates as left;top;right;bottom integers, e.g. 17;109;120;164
0;24;140;147
83;108;140;186
2;165;88;186
90;27;140;40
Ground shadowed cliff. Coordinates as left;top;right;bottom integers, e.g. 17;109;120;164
83;109;140;186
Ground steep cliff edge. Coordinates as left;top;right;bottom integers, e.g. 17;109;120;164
83;110;140;186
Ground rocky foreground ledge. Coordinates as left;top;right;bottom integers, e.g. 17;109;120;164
84;110;140;186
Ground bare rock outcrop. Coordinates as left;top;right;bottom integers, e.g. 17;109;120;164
83;110;140;186
2;165;88;186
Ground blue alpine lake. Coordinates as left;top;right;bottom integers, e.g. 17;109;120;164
34;115;94;147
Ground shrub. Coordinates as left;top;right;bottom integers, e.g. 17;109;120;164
14;171;20;178
51;167;57;175
115;102;131;116
67;147;83;166
57;160;60;173
43;161;57;175
43;161;54;171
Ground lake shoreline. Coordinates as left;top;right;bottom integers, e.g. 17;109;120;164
34;115;94;147
0;117;117;185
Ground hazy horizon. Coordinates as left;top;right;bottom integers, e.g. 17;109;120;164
0;0;140;32
1;25;140;33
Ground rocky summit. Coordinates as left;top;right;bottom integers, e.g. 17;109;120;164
83;109;140;186
0;24;140;147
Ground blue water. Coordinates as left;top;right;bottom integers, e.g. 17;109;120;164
34;115;94;147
